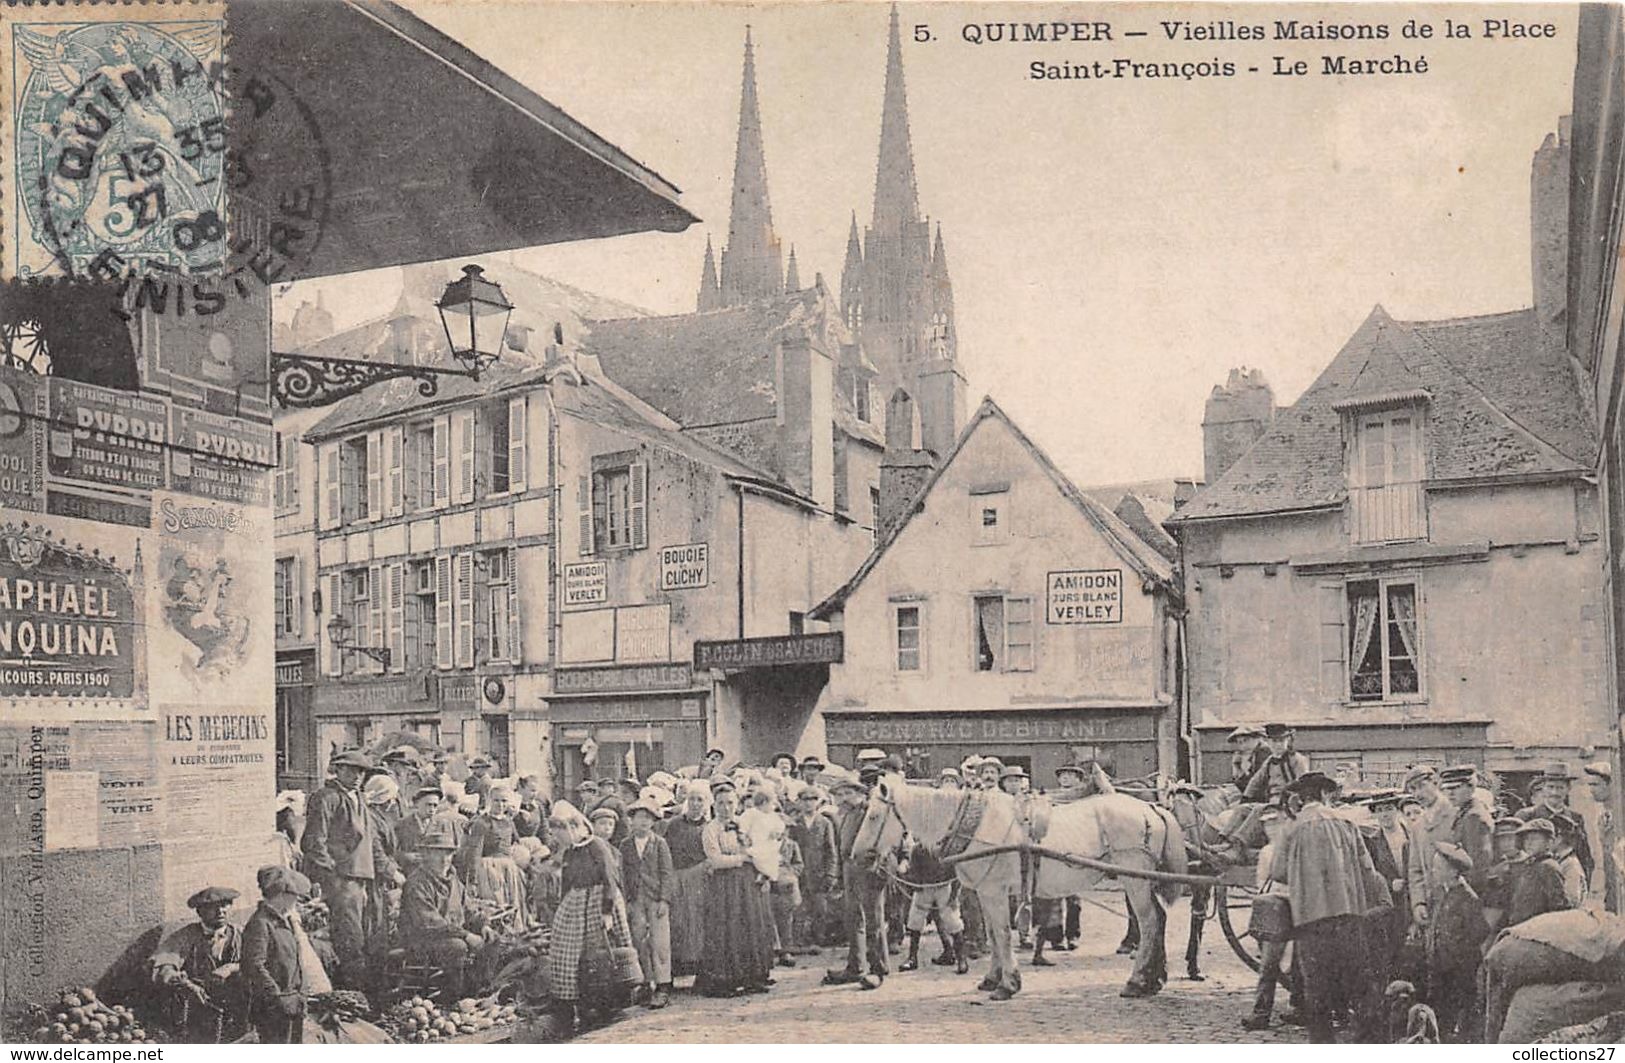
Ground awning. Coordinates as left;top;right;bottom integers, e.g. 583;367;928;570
230;0;697;281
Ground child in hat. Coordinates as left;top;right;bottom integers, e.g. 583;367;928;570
1429;842;1487;1041
620;800;674;1009
1504;819;1570;926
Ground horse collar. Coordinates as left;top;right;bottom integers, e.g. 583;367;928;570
940;788;988;860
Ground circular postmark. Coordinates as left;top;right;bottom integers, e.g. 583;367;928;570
18;20;228;279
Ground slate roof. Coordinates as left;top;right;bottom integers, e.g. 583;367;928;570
1168;306;1597;524
810;398;1175;619
580;286;846;428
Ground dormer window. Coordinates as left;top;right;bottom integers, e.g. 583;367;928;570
1347;408;1425;543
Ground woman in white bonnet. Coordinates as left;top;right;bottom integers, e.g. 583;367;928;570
543;801;632;1030
664;780;713;981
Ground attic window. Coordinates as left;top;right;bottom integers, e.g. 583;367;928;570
974;488;1008;545
1349;410;1425;543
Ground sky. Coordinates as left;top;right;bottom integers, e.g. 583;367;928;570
278;1;1580;485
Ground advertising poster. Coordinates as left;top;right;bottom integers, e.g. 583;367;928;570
142;286;273;421
46;378;168;493
160;705;275;844
0;366;46;512
169;406;274;505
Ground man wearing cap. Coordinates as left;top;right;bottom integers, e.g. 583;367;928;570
379;748;422;824
463;755;496;802
1242;803;1298;1031
300;749;377;987
241;866;314;1044
790;784;840;952
1481;816;1525;932
1584;761;1618;913
1517;765;1594;883
621;800;674;1008
399;821;491;999
824;775;890;989
977;757;1004;791
395;785;449;872
1429;842;1489;1041
1552;812;1589;907
1505;819;1570;927
797;756;826;786
699;748;727;780
1441;766;1494;892
1403;766;1454;947
1271;772;1385;1042
1244;725;1310;803
1228;726;1269;789
151;886;245;1041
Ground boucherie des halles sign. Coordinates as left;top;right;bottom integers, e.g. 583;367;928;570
0;522;141;699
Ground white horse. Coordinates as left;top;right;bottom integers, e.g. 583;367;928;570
851;775;1187;1000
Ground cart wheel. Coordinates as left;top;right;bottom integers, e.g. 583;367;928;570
1214;883;1262;973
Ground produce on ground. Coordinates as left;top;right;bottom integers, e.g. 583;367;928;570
24;987;151;1044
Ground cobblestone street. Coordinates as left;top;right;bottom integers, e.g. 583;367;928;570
577;892;1310;1043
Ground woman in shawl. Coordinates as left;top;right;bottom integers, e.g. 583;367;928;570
663;781;712;979
695;776;774;997
362;774;405;967
458;786;529;931
543;802;634;1029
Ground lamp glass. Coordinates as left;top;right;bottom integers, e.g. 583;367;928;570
437;264;513;373
326;614;352;647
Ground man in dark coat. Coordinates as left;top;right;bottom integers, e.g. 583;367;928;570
1272;772;1385;1042
823;774;890;990
1517;765;1593;882
1244;724;1311;803
620;800;675;1008
300;749;377;987
240;867;312;1044
399;821;491;999
150;886;245;1042
1441;765;1494;891
1505;818;1572;926
790;784;840;951
1429;843;1489;1041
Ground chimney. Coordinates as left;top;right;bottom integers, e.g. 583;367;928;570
1202;367;1274;486
877;389;933;537
1172;478;1201;512
777;331;835;508
1531;118;1571;336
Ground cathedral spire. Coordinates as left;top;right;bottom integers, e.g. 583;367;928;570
840;211;864;324
714;26;784;306
871;5;921;235
698;234;721;311
785;245;801;291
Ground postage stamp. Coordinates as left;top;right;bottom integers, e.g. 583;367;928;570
0;2;227;281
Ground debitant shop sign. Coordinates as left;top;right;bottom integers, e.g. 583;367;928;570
1046;568;1123;624
658;543;709;591
826;712;1153;745
0;524;140;700
694;632;844;671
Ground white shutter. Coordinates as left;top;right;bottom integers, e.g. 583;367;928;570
508;396;527;493
453;409;475;504
455;552;475;668
319;442;340;530
433;415;450;508
388;563;405;673
578;474;594;557
365;431;382;521
367;565;383;673
325;572;343;676
403;427;421;511
435;555;453;670
507;546;523;664
1320;581;1348;703
629;461;647;550
386;425;404;517
292;555;304;637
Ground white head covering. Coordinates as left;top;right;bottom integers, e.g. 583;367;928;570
363;774;400;807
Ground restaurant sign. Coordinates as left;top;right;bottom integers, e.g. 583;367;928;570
553;662;693;696
694;632;844;671
0;523;141;700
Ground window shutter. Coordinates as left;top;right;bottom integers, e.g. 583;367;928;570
325;573;343;675
578;474;595;557
508;396;527;493
386;426;404;516
403;569;421;669
319;442;340;529
433;416;450;508
365;432;382;521
292;555;304;637
507;546;523;663
367;565;383;673
388;563;405;673
453;409;475;504
435;556;453;670
455;552;475;668
629;461;648;549
1319;581;1348;703
473;554;491;663
403;428;421;511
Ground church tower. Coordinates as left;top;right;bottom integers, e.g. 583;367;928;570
698;28;786;310
842;5;964;459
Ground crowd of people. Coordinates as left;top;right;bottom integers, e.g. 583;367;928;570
1218;723;1624;1044
141;728;1625;1044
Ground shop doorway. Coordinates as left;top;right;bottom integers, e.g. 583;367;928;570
484;715;511;776
558;725;670;794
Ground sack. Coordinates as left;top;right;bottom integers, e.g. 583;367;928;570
1248;894;1293;942
1500;982;1625;1044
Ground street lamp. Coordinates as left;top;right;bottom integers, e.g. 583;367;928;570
326;612;391;670
272;263;515;408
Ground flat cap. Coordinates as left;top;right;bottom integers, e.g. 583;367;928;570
383;745;420;763
420;822;460;850
1402;765;1440;787
1494;816;1523;836
329;749;374;770
1438;765;1477;787
979;756;1005;771
257;865;313;898
1055;763;1088;778
1364;788;1405;809
627;799;663;819
856;747;887;763
709;775;737;793
1227;725;1266;742
187;886;240;908
1517;817;1556;837
413;785;444;802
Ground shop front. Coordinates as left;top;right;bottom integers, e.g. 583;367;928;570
824;707;1163;790
548;663;708;792
696;633;843;765
312;673;448;765
275;649;318;791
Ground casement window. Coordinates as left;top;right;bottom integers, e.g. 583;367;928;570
974;593;1035;672
274;433;300;514
483;547;521;662
855;380;872;424
1346;577;1422;702
405;560;435;669
274;557;301;637
895;603;923;672
578;456;647;555
482;397;527;497
434;555;453;670
339;437;369;523
406;422;434;510
1349;410;1425;543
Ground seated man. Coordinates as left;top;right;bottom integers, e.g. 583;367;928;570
398;822;496;998
150;886;246;1043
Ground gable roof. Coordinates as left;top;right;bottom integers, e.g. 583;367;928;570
1168;305;1596;524
810;398;1175;620
581;285;851;428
